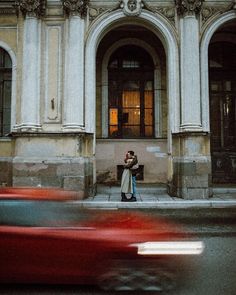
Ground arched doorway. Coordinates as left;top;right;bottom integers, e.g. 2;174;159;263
209;21;236;183
95;24;168;184
85;9;180;188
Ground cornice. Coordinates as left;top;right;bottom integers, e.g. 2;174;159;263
0;1;16;15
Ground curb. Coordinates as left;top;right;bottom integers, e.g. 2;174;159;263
76;200;236;209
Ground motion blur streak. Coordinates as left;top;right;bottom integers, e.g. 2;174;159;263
134;241;204;255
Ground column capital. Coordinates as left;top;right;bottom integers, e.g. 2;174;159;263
175;0;204;17
63;0;89;18
14;0;46;18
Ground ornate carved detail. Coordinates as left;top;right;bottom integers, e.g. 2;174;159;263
89;7;109;21
146;5;176;26
89;1;122;22
232;0;236;10
201;6;224;24
63;0;89;17
89;1;176;27
120;0;144;16
201;1;236;25
14;0;46;18
175;0;204;16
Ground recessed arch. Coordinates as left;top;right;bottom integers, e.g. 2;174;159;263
0;41;17;134
85;9;180;144
200;11;236;132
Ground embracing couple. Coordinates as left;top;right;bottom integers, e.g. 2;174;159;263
121;150;139;202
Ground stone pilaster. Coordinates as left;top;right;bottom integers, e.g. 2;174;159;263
62;0;88;131
169;1;212;199
14;0;45;132
176;0;203;132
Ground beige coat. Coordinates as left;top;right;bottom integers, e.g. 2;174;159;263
121;168;133;194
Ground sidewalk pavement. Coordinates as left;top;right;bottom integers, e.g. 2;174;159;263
78;186;236;209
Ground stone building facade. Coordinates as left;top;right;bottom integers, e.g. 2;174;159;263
0;0;235;199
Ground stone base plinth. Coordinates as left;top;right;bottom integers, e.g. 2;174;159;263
4;133;96;198
170;133;212;199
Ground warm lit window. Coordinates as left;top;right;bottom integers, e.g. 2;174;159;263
108;45;154;138
0;48;12;137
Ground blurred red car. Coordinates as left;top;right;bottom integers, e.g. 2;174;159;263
0;187;82;201
0;188;204;292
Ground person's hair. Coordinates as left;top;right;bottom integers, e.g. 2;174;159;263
128;150;134;156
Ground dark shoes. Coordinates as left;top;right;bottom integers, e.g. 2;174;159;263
121;193;137;202
121;193;128;202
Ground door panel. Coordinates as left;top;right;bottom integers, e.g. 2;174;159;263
209;42;236;183
210;80;236;183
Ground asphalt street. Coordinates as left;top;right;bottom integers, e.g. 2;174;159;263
0;209;235;295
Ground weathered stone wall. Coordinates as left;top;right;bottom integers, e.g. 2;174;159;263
11;134;94;198
96;139;168;184
0;139;14;186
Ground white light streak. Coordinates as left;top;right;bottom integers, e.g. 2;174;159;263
132;241;204;255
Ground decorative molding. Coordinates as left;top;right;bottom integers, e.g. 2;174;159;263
201;6;226;24
145;5;176;26
201;1;236;25
14;0;46;18
232;0;236;10
89;2;176;27
0;1;16;15
85;10;180;134
0;7;16;15
175;0;204;16
89;1;121;22
89;7;108;21
120;0;144;16
63;0;89;17
44;25;62;123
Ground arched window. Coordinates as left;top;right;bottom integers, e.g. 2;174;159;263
108;45;154;138
0;48;12;136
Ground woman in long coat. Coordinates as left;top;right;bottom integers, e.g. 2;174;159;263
121;151;138;202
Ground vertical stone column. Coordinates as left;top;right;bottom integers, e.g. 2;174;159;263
62;0;88;131
169;1;212;199
177;0;202;131
15;0;44;131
